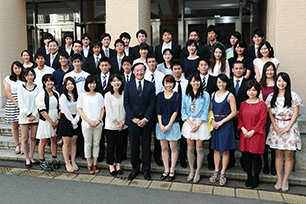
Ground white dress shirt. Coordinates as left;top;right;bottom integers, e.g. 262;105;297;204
162;41;172;54
82;46;90;58
124;47;129;56
45;45;50;55
100;72;110;90
144;69;165;95
135;78;144;90
173;77;188;99
65;44;72;56
50;52;58;66
233;76;244;89
124;72;132;82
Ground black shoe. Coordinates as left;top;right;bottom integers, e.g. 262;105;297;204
245;176;253;187
181;160;187;168
97;157;103;162
251;178;259;189
116;169;123;175
40;161;53;171
52;159;60;169
168;171;175;181
263;165;269;174
143;172;151;180
208;162;215;170
128;172;138;180
109;170;117;176
25;163;31;169
31;160;38;165
270;165;276;175
155;158;163;166
160;172;169;180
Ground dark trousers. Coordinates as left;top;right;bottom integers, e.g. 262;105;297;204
153;127;161;160
244;152;262;181
128;122;152;173
179;136;187;162
207;138;214;168
76;120;84;157
229;117;239;168
98;125;105;160
263;115;275;171
105;129;128;165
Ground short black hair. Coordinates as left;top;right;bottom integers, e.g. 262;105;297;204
186;40;198;49
100;33;111;41
146;52;157;62
43;32;53;40
189;29;201;39
232;60;245;68
22;68;36;82
162;29;173;37
120;32;131;40
245;79;261;98
34;52;46;60
216;74;230;90
162;75;176;89
122;56;133;65
132;62;146;71
64;32;74;40
58;51;69;59
42;74;56;89
171;59;184;70
92;40;102;48
139;43;149;51
84;75;97;92
98;56;111;66
229;31;242;40
136;29;147;38
108;74;124;94
114;39;125;47
81;33;92;41
196;57;210;68
71;53;83;62
251;29;265;38
48;40;58;46
162;48;173;56
206;25;219;36
73;40;83;47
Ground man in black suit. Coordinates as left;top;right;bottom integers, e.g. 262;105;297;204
247;29;265;60
110;39;125;74
229;61;249;170
180;30;208;59
45;40;61;70
120;56;135;86
81;33;93;58
70;40;86;68
59;32;74;56
155;29;181;63
95;57;112;162
83;40;102;75
100;33;116;58
131;29;154;60
124;62;156;181
203;25;225;59
120;32;134;60
197;57;218;170
36;32;53;56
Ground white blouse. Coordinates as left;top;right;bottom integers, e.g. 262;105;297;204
208;60;230;78
104;92;127;130
77;92;105;128
253;58;280;79
4;76;24;93
59;93;80;127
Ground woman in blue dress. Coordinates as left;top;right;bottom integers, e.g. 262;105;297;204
209;74;237;186
156;75;181;181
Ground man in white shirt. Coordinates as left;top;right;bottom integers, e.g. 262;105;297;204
46;40;60;70
63;54;90;95
81;33;92;58
83;40;102;75
120;32;133;59
247;29;265;60
120;56;135;86
59;32;74;56
36;32;53;56
100;33;116;58
110;39;125;74
34;52;55;90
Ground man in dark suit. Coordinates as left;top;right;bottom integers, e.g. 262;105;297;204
100;33;116;58
81;33;93;58
36;32;53;56
155;29;181;63
203;25;225;59
71;40;87;68
95;57;112;162
45;40;61;70
197;57;218;170
59;32;74;56
247;29;265;60
120;32;134;60
229;61;249;170
110;39;125;74
180;30;208;59
131;29;154;60
124;62;156;181
120;56;135;86
83;40;102;75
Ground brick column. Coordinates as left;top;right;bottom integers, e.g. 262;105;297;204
105;0;151;47
0;0;27;107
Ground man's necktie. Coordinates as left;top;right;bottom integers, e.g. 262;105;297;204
96;56;99;67
177;80;182;96
202;76;206;91
105;49;109;58
137;81;142;97
126;75;129;82
235;79;240;95
118;57;122;71
151;73;155;86
103;75;107;89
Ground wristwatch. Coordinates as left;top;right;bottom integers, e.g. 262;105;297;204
144;118;149;123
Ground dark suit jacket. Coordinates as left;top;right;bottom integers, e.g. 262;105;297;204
110;56;124;75
247;45;256;60
125;47;135;61
155;42;181;63
205;75;218;95
36;46;48;56
180;45;209;59
101;48;116;58
124;79;156;126
120;73;135;87
59;45;74;56
45;53;61;70
83;55;101;75
131;45;154;60
80;48;93;58
229;78;249;110
95;73;111;97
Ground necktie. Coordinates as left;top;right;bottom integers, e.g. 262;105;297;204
126;75;129;82
96;56;99;67
177;80;182;96
137;81;142;97
151;73;155;86
105;49;109;58
51;55;55;66
118;57;122;71
235;79;240;95
103;75;107;89
202;76;206;91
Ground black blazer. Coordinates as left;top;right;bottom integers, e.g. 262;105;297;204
124;79;156;126
180;45;209;59
205;75;218;95
229;78;249;110
131;45;154;60
125;47;135;61
101;48;117;58
247;45;256;60
95;73;111;97
120;73;135;87
80;48;94;58
110;56;124;75
155;42;181;63
36;46;48;56
83;56;101;75
45;53;61;70
59;45;74;56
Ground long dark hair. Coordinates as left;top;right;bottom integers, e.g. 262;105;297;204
210;44;226;73
186;73;203;100
258;41;274;58
270;72;292;108
108;74;124;95
9;61;23;82
260;62;277;88
62;77;78;102
233;40;250;62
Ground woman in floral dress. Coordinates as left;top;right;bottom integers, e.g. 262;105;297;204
266;72;302;192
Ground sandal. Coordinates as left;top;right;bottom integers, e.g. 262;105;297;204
160;172;169;180
219;173;227;186
65;164;74;173
187;171;195;182
209;171;220;183
15;143;21;154
72;162;79;171
87;165;94;174
193;173;201;183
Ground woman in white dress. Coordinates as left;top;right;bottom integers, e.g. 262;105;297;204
36;74;61;171
4;61;24;154
133;43;149;69
18;68;40;168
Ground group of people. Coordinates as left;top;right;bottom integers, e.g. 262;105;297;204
4;25;301;192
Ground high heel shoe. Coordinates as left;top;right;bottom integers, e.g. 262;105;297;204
281;182;289;192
